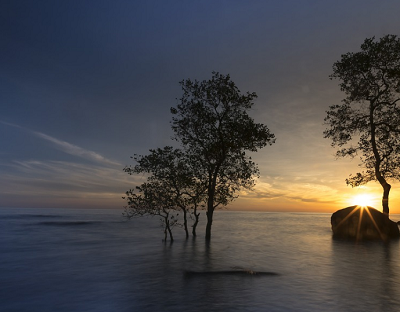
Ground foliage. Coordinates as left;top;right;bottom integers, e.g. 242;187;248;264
171;72;275;239
124;72;275;240
123;181;180;241
124;146;205;238
324;35;400;214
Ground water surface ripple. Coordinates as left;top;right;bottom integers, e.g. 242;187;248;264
1;208;400;312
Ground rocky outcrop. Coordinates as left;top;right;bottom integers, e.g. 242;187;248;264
331;206;400;241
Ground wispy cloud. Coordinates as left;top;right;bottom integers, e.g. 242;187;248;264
7;160;130;193
239;177;340;204
0;159;138;208
1;121;120;166
33;132;120;166
0;121;23;129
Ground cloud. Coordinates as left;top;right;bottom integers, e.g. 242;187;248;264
33;131;120;166
0;159;144;208
1;121;120;166
8;160;128;193
239;177;340;204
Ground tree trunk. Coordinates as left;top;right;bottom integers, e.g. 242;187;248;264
369;100;391;216
382;182;391;216
205;167;219;240
182;208;189;239
192;211;200;237
376;168;391;216
205;208;213;241
166;219;174;242
205;182;216;240
163;225;167;241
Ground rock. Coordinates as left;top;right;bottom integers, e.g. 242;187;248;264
331;206;400;241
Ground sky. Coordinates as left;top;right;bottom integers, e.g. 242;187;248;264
2;0;400;213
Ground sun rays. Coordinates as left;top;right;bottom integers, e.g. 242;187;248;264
352;194;374;207
332;205;386;241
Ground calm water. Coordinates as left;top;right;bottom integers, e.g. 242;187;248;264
1;208;400;312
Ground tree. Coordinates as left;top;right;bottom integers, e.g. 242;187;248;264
123;181;180;241
324;35;400;216
124;146;205;238
171;72;275;240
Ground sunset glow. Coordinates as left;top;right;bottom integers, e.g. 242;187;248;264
2;1;400;214
352;194;374;207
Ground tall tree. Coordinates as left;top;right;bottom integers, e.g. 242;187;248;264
324;35;400;216
171;72;275;240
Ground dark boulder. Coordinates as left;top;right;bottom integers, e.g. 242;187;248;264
331;206;400;241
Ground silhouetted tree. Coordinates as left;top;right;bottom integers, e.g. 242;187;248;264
171;72;275;240
124;146;205;238
123;181;179;241
324;35;400;216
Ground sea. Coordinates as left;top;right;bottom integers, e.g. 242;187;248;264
1;208;400;312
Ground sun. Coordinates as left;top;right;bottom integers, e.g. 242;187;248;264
352;194;374;207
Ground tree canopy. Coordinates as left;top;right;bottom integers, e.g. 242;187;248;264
124;146;204;239
324;35;400;215
171;72;275;239
124;72;275;241
123;181;180;241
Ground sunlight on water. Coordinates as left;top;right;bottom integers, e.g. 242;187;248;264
1;208;400;311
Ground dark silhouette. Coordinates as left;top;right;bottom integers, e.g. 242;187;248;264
171;72;275;240
331;206;400;241
324;35;400;216
124;72;274;241
124;146;204;238
123;181;180;241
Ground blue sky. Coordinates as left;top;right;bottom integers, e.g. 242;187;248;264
2;0;400;211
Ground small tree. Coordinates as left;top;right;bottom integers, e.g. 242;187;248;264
124;146;205;238
123;182;179;241
171;72;275;240
324;35;400;216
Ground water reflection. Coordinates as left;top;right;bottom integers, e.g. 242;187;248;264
330;238;400;311
3;209;400;312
